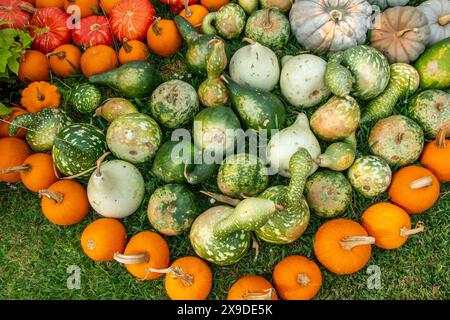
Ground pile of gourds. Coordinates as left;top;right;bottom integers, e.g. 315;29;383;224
0;0;449;300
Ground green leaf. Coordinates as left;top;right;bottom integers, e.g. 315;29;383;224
0;102;12;116
0;49;12;73
7;56;19;75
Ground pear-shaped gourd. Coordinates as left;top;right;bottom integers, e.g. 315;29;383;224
316;133;356;171
260;0;293;13
238;0;258;14
266;113;321;177
95;98;138;123
88;158;145;219
201;3;247;40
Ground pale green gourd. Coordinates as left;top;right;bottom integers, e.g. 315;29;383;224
316;133;357;171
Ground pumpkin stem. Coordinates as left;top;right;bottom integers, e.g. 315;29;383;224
151;18;161;36
47;51;67;60
95;152;111;177
36;87;45;102
395;28;418;38
122;39;133;53
0;5;12;12
38;189;64;204
435;127;447;148
200;190;241;206
242;37;256;45
0;164;30;174
400;222;425;237
146;266;194;287
243;288;275;300
297;273;311;286
340;236;375;251
113;252;149;264
329;9;342;22
184;0;192;18
17;3;35;14
409;176;433;189
438;14;450;26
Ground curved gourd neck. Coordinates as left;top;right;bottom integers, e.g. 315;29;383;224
292;113;310;129
343;132;357;150
286;148;313;205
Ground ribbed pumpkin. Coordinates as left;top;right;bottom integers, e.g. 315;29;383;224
81;218;127;261
273;255;322;300
146;19;182;57
0;137;32;183
420;129;450;182
80;45;118;77
18;50;50;83
48;44;81;78
114;231;170;280
388;166;440;214
64;0;99;18
361;202;425;250
0;107;28;138
20;81;61;113
0;0;32;30
227;275;278;300
118;40;149;64
314;219;374;275
72;15;114;50
40;180;89;226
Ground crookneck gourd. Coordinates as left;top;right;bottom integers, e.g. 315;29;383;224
201;3;246;39
316;133;357;171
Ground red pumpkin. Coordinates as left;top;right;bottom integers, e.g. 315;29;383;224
72;15;113;50
0;0;32;29
109;0;156;41
161;0;198;14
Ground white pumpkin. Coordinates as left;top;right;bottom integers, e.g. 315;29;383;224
266;113;321;177
418;0;450;46
229;39;280;91
280;54;330;108
367;0;409;10
87;160;145;219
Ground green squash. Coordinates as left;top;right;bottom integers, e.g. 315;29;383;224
305;170;353;218
69;83;102;114
95;98;139;123
316;133;357;171
53;123;107;178
415;38;450;89
149;80;199;129
9;108;72;152
201;3;246;40
147;184;199;236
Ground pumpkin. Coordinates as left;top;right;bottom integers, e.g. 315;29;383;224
227;275;278;300
0;0;32;29
0;107;28;138
36;0;63;8
63;0;99;18
420;128;450;182
72;15;114;50
0;137;32;183
48;44;81;78
20;81;61;113
146;19;182;58
273;255;322;300
361;202;425;250
164;256;212;300
118;40;149;64
370;6;430;64
40;180;89;226
18;50;50;83
290;0;372;54
81;218;127;261
367;0;409;10
80;45;118;77
113;231;170;280
314;219;375;275
418;0;450;46
201;0;228;11
388;166;440;214
179;4;209;30
99;0;118;15
109;0;156;41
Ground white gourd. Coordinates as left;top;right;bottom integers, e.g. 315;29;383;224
418;0;450;46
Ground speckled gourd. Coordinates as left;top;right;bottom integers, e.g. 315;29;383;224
316;133;357;171
201;3;246;40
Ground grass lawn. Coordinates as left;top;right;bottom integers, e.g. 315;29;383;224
0;0;449;300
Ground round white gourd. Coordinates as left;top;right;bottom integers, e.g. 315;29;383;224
229;40;280;91
87;160;145;218
280;54;330;108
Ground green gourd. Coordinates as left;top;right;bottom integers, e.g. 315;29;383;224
69;83;102;114
316;133;356;171
201;3;246;40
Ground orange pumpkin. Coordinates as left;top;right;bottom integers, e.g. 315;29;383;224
314;219;374;275
114;231;170;280
48;44;81;78
99;0;118;15
0;107;28;139
81;218;127;261
36;0;64;8
273;255;322;300
40;180;89;226
179;4;208;30
227;275;278;300
164;256;212;300
200;0;228;11
146;19;182;58
118;39;149;64
80;45;118;77
420;128;450;182
64;0;99;18
20;81;61;113
0;137;32;183
18;50;50;83
361;202;425;250
388;165;440;214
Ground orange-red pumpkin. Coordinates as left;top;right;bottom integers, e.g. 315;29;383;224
0;137;32;183
118;39;149;64
18;50;50;83
0;107;28;138
48;44;81;78
227;275;278;300
420;129;450;182
80;45;118;77
146;19;182;57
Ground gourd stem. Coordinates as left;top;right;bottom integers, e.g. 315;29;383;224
243;288;275;300
400;222;424;237
200;191;285;211
409;176;433;189
263;8;275;30
151;18;161;36
297;273;310;286
122;39;132;53
220;74;229;84
242;37;256;45
395;28;418;37
0;6;12;11
329;9;342;22
184;0;192;18
95;152;111;177
61;166;96;180
17;3;35;14
146;266;194;287
113;252;149;265
438;14;450;26
46;51;66;60
38;189;64;204
0;164;30;174
340;236;375;251
36;87;45;101
436;128;447;148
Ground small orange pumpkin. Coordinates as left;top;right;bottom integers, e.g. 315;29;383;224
273;255;322;300
80;45;118;77
361;202;425;250
40;180;89;226
20;81;61;113
146;19;182;58
314;219;374;275
114;231;170;280
420;128;450;182
200;0;229;11
227;275;278;300
118;39;149;64
18;50;50;83
164;256;212;300
179;4;209;30
388;165;440;214
0;137;32;183
64;0;99;18
36;0;64;8
0;107;28;139
48;44;81;78
99;0;118;15
81;218;127;261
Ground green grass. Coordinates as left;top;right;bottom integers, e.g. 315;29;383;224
0;0;449;300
